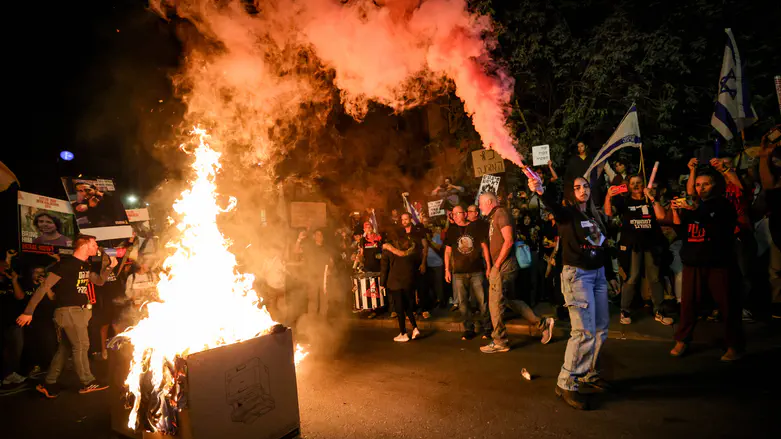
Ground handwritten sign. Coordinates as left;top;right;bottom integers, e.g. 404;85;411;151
472;149;505;177
475;175;501;204
532;144;550;167
290;202;327;228
125;208;150;223
428;200;445;217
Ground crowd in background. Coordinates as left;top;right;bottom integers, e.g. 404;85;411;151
3;126;781;405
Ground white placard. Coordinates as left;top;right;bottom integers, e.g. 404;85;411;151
125;208;150;222
532;144;550;167
475;175;501;204
427;200;445;217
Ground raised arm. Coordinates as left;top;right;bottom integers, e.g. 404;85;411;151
643;188;668;221
686;158;698;197
758;133;779;190
548;160;559;182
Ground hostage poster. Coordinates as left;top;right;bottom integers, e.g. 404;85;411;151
18;191;76;255
61;177;133;241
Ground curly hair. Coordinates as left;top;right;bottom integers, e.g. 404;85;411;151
33;212;62;233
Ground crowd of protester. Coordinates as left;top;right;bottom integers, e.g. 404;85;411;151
1;233;159;398
2;127;780;410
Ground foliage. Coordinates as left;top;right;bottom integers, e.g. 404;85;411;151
464;0;781;171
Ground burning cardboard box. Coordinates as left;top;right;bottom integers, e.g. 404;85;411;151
111;327;300;439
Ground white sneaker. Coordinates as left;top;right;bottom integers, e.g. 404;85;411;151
2;373;26;385
393;333;410;343
655;312;673;326
620;311;632;325
411;328;421;340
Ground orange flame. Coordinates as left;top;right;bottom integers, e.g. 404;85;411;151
121;127;304;431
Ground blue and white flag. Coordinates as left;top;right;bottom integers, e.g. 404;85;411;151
402;193;421;225
711;28;757;140
583;104;642;178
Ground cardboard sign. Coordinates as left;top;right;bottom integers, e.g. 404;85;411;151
532;144;550;167
427;200;445;217
61;176;133;241
18;191;76;254
472;149;505;177
475;174;501;204
290;202;327;228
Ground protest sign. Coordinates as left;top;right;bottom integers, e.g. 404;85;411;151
61;177;133;241
290;202;327;228
427;200;445;217
532;145;551;167
475;175;501;204
123;208;157;260
472;149;505;177
18;191;76;255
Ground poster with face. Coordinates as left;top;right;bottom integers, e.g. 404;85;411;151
61;177;133;241
18;191;76;254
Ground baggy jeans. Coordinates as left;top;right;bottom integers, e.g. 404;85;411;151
453;272;490;334
557;265;609;391
46;307;95;385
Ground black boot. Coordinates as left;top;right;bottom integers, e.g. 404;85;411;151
555;386;589;410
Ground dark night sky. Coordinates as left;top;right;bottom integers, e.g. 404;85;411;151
1;0;182;250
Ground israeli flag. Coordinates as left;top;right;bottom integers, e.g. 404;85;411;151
583;104;641;178
711;28;757;140
402;193;421;225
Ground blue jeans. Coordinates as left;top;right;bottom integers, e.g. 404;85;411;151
453;272;490;334
557;265;609;391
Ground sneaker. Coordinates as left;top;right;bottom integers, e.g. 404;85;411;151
36;383;61;399
28;366;45;379
480;341;510;353
450;304;459;312
539;317;555;345
389;312;398;319
393;333;410;343
421;311;431;319
619;311;632;325
670;341;688;357
555;386;588;410
79;380;109;394
411;327;421;340
461;331;476;340
2;372;26;385
655;312;673;326
0;382;28;397
720;348;744;362
741;309;754;322
580;378;613;393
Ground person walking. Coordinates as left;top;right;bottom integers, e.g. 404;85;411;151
477;193;554;354
529;175;610;410
16;235;117;398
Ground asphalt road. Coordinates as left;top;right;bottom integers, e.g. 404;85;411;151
2;325;779;439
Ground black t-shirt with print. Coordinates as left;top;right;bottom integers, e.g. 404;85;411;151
541;191;606;270
444;222;486;274
360;234;383;273
50;256;96;308
613;196;663;251
678;197;737;267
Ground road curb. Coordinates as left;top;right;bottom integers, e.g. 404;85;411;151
344;318;671;342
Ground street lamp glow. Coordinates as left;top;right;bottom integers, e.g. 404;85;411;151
60;151;74;161
127;195;138;203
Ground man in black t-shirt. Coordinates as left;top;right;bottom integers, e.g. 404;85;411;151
17;234;116;398
444;205;492;339
670;173;743;361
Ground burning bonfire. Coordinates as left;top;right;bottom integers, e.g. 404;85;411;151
117;128;306;434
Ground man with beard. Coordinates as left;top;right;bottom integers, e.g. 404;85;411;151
71;182;128;228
